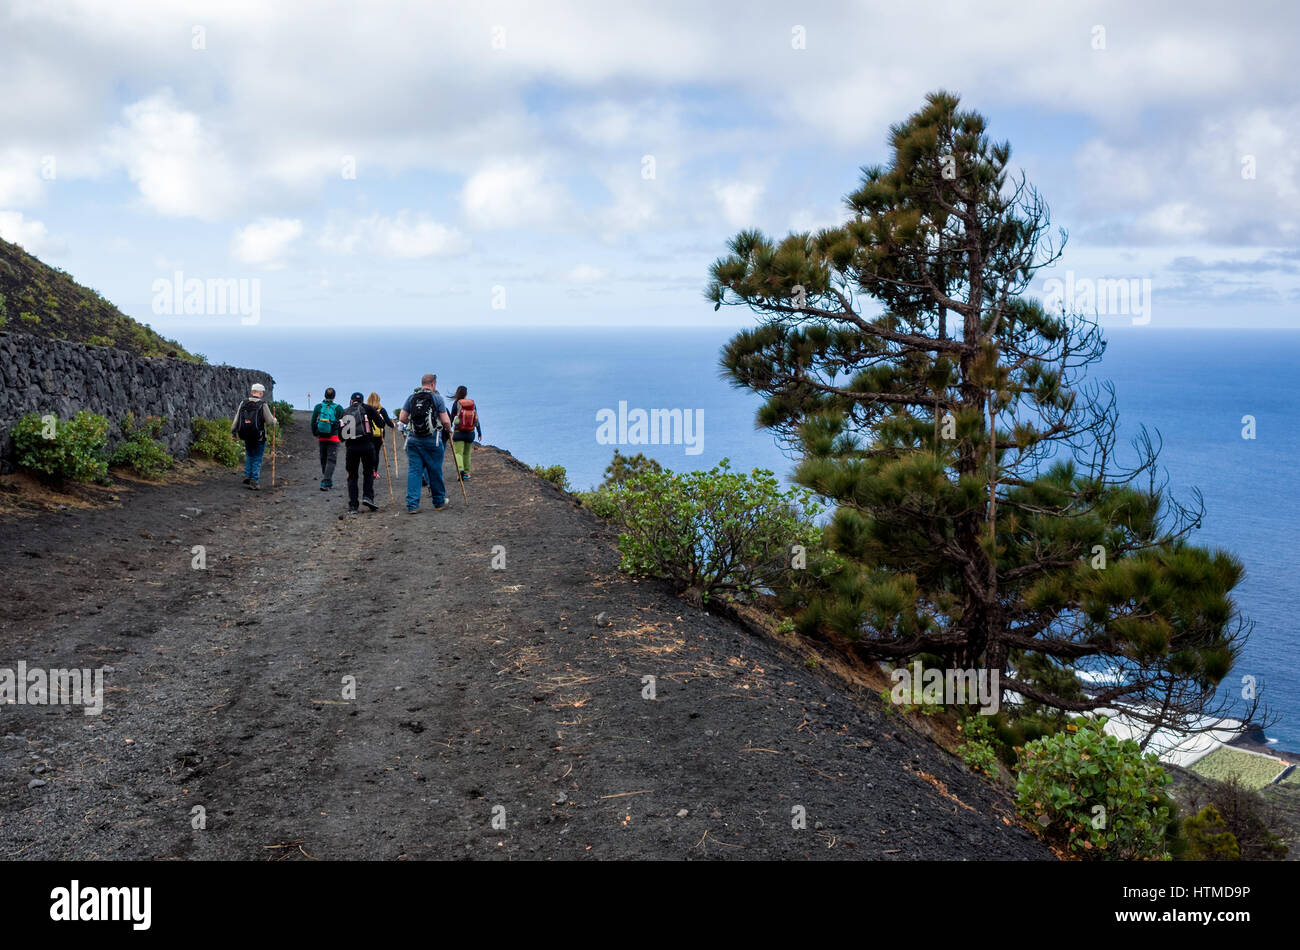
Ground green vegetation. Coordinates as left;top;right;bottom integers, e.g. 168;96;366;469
0;236;198;360
1181;775;1289;860
270;400;295;430
609;459;821;606
532;464;570;490
708;91;1254;734
1182;805;1240;860
577;450;663;519
108;413;174;480
1015;717;1172;860
11;410;111;484
189;417;243;467
956;715;1000;775
1188;746;1286;790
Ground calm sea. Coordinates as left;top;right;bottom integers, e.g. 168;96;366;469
179;326;1300;749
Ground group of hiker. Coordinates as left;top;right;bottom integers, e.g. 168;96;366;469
229;372;481;514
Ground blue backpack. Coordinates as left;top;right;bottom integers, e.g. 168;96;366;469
315;401;339;436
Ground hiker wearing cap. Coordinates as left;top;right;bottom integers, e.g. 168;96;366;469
231;383;276;490
310;387;342;490
398;373;453;513
339;392;385;514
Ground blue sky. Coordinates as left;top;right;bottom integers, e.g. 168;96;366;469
1;0;1297;336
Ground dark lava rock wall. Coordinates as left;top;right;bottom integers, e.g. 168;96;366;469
0;331;273;468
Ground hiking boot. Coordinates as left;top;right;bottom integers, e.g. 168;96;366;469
346;507;358;515
248;481;259;491
406;507;420;514
320;480;328;491
243;476;252;485
362;497;378;510
433;500;451;511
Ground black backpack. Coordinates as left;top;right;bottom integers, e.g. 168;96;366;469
408;390;439;438
236;400;266;442
339;402;370;442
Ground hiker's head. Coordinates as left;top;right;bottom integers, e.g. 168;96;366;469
367;392;381;409
350;391;364;405
324;387;336;401
250;383;266;399
421;373;437;390
453;385;468;400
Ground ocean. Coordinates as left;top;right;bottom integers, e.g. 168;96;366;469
178;325;1300;749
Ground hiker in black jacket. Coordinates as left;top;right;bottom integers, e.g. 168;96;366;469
339;392;385;514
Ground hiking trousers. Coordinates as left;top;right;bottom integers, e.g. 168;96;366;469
452;438;473;473
405;435;446;509
344;442;376;509
319;440;338;482
244;439;266;482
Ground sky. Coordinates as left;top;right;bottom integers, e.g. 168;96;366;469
1;0;1297;335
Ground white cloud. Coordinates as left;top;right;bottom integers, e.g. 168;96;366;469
461;160;567;230
0;211;53;254
566;264;608;283
107;91;240;220
232;217;304;268
319;212;468;259
713;180;764;228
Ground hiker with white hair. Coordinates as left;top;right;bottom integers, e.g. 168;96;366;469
231;382;277;490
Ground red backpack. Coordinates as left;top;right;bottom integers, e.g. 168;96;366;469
455;399;477;432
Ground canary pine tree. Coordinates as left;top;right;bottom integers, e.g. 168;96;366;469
707;92;1263;739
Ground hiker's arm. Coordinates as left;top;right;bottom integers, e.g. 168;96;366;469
230;405;240;438
262;404;276;427
310;405;320;433
398;409;409;425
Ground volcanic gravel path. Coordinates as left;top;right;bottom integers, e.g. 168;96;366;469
0;413;1049;860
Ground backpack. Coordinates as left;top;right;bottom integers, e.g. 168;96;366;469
409;390;439;438
236;399;266;442
455;399;477;433
339;403;369;442
314;401;339;437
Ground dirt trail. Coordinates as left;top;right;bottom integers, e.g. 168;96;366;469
0;413;1049;860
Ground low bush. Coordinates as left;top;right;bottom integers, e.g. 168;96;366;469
189;417;243;467
610;459;822;605
108;413;174;479
1015;716;1172;860
1182;804;1240;860
532;464;570;490
11;410;111;484
271;399;295;430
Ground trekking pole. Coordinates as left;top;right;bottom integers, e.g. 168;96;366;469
270;427;276;488
450;436;468;503
381;435;394;503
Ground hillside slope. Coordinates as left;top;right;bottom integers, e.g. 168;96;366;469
0;237;196;361
0;416;1050;860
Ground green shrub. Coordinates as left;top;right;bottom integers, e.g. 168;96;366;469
575;488;620;520
270;399;294;430
533;464;570;490
190;417;243;467
109;413;173;479
11;410;111;484
610;459;822;605
1015;716;1172;860
600;449;662;488
1183;805;1240;860
957;715;1000;775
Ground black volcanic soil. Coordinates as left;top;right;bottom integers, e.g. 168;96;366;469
0;413;1049;860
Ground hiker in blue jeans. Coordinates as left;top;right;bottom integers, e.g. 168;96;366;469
399;373;453;513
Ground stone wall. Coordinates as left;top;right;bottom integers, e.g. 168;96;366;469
0;331;273;470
